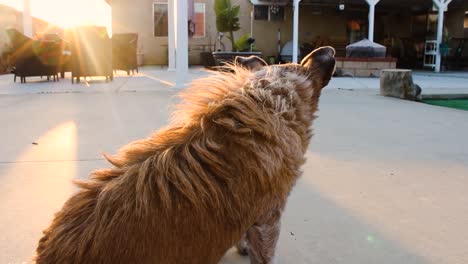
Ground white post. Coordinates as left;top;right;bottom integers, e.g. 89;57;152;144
366;0;379;42
368;3;375;42
168;0;176;71
22;0;33;37
435;3;444;72
433;0;452;72
292;0;300;63
175;0;188;88
250;9;254;37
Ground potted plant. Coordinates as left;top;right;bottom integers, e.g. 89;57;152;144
212;0;261;66
199;29;217;69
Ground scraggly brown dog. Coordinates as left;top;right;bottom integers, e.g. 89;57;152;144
35;47;335;264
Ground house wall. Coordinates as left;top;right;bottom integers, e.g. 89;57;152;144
379;12;413;39
238;3;347;59
0;5;62;55
0;5;22;54
445;2;468;38
111;0;218;65
110;0;350;65
109;0;468;66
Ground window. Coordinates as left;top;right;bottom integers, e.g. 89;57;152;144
269;6;284;21
254;6;269;20
154;2;168;37
254;5;284;21
194;3;205;37
153;2;204;37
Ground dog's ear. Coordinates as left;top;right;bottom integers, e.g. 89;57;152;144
300;46;336;87
235;56;268;71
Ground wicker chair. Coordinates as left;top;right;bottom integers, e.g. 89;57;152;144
69;26;113;83
112;33;138;75
6;28;60;83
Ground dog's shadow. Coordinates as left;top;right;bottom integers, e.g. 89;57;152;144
219;173;427;264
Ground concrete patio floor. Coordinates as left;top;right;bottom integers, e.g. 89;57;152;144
0;68;467;264
1;67;468;95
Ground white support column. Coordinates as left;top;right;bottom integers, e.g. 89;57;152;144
435;2;444;72
433;0;452;72
292;0;300;63
23;0;33;37
175;0;188;88
365;0;379;42
168;0;176;71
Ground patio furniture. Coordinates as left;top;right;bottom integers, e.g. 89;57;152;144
112;33;138;75
41;33;72;78
280;40;300;63
423;40;437;70
6;29;60;83
446;38;468;70
69;26;113;83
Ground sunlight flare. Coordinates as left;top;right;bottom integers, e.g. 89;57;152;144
0;0;111;33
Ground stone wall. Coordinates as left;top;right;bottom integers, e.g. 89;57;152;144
336;57;397;77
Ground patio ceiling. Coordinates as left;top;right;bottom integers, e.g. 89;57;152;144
300;0;465;9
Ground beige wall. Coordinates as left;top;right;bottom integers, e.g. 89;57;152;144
446;2;468;38
0;6;21;54
110;0;349;65
0;5;62;54
111;0;467;65
238;3;347;59
112;0;164;65
111;0;219;65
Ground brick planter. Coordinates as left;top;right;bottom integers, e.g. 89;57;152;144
336;57;397;77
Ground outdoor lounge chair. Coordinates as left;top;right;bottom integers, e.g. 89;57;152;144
7;29;60;83
446;38;468;70
69;26;113;83
112;33;138;75
41;33;72;79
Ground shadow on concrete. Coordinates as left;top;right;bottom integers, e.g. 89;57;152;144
220;174;428;264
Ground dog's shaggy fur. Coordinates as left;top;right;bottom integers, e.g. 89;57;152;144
35;47;335;264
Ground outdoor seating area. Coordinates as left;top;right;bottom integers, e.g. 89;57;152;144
112;33;139;75
445;37;468;70
7;28;62;83
5;27;139;84
68;26;113;83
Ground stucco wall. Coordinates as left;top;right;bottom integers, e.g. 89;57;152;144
0;6;21;54
112;0;164;65
111;0;219;65
445;2;468;38
238;3;347;59
110;0;467;66
110;0;349;65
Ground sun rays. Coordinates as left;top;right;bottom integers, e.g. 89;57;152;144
0;0;111;34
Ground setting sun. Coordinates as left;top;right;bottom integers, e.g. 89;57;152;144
0;0;111;32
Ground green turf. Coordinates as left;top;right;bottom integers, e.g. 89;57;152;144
422;99;468;111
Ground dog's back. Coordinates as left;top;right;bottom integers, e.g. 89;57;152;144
35;47;336;264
